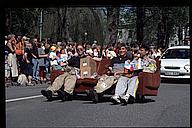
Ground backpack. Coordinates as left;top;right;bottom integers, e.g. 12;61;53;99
17;74;28;86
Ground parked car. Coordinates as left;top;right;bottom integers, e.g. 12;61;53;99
159;46;190;79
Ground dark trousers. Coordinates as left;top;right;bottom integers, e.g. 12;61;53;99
39;66;46;79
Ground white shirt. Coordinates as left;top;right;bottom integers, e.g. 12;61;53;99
49;52;58;66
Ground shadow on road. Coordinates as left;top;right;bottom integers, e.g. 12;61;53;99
41;94;156;104
161;78;190;84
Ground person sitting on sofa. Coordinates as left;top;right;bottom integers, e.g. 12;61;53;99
110;43;157;105
87;43;132;103
41;43;86;101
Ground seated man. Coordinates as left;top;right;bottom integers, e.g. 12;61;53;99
87;43;132;103
41;43;86;101
110;43;157;105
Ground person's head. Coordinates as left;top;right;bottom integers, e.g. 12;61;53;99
133;49;140;59
37;43;41;48
17;35;22;41
32;38;38;46
60;49;65;54
76;43;84;57
93;47;99;57
50;45;57;52
9;34;16;44
139;43;150;58
119;43;127;57
28;42;33;49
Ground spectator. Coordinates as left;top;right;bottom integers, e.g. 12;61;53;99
92;46;99;58
23;42;34;86
44;42;50;73
49;45;58;72
15;35;25;74
106;45;117;59
6;34;19;84
126;46;133;61
58;48;68;63
38;43;48;83
31;38;39;82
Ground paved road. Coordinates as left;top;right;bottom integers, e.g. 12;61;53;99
5;81;190;127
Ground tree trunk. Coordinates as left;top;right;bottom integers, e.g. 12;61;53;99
57;8;67;41
136;7;144;46
106;7;120;44
158;9;168;50
5;8;11;35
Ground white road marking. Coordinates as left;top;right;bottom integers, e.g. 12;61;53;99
6;95;43;103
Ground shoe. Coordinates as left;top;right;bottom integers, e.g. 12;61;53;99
32;78;39;84
121;95;129;105
121;95;135;105
12;82;18;86
41;90;52;101
89;90;98;103
27;83;35;86
56;90;66;102
110;95;121;105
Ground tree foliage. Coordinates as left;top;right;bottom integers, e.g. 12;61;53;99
5;8;39;36
5;7;189;48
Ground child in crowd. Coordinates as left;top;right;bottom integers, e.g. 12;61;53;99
49;46;58;72
59;48;68;62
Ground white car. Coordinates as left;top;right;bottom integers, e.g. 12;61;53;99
159;46;190;79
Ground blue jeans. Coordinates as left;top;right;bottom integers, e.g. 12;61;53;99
32;58;39;80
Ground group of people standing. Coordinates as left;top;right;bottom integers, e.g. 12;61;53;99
5;34;50;86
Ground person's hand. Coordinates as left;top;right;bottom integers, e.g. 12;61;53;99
26;60;30;64
114;72;119;77
127;60;131;63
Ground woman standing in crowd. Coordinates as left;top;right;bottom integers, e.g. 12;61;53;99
6;34;19;84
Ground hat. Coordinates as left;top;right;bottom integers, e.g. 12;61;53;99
50;46;57;52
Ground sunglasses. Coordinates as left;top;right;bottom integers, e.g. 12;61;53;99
77;48;83;51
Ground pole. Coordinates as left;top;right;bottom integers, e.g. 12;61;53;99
39;9;43;41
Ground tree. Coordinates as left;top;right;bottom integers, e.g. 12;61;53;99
5;8;39;36
136;6;144;46
106;7;120;44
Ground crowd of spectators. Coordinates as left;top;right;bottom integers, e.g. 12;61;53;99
5;33;162;86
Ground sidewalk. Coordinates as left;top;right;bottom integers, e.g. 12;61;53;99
5;73;51;87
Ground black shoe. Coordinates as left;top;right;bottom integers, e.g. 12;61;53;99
89;90;98;103
110;96;121;105
56;90;66;102
121;95;135;105
41;90;52;101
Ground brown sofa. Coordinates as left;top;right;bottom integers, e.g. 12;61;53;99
136;58;161;101
50;58;111;93
50;58;161;100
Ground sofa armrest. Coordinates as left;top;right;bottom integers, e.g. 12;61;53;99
137;70;161;96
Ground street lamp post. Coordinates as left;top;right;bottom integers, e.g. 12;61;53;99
84;32;88;43
39;9;43;41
